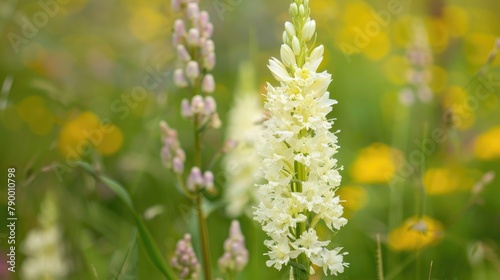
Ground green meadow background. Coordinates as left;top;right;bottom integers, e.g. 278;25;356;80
1;0;500;279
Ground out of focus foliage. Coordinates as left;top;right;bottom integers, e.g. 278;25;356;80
1;0;500;279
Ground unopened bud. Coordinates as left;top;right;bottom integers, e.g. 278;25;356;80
173;157;184;174
210;113;222;129
204;53;216;70
188;167;204;190
280;44;296;68
186;3;199;20
187;28;200;46
302;19;316;41
174;19;186;37
171;0;182;13
284;22;296;37
202;74;215;93
174;69;188;88
177;44;191;62
204;96;217;114
204;171;215;193
185;61;200;82
181;98;193;118
291;36;301;55
191;95;204;114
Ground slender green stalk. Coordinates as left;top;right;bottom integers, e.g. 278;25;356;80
193;114;212;280
293;161;310;280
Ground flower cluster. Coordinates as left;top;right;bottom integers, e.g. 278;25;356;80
254;0;348;277
172;0;217;95
399;20;433;106
187;166;215;193
224;62;264;217
21;193;69;280
171;234;200;280
218;220;249;274
181;95;221;129
160;121;186;174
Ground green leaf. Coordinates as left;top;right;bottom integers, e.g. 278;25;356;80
110;228;138;280
77;161;177;280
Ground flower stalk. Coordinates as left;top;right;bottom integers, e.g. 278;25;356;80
254;0;348;278
165;1;220;279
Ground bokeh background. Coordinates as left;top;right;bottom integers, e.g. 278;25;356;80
1;0;500;279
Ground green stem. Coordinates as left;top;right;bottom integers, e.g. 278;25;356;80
193;114;212;280
292;161;310;280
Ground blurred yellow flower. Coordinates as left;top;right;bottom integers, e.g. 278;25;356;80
425;18;450;53
423;167;477;195
58;112;123;158
338;185;368;217
442;86;475;130
474;126;500;160
129;7;170;42
391;15;413;47
350;143;402;184
443;5;469;38
95;125;124;156
362;32;391;61
388;215;444;251
16;95;54;135
464;33;499;66
429;66;448;93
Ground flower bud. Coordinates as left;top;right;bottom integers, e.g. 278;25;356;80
187;28;200;46
282;30;288;44
186;3;199;20
203;53;216;70
174;19;186;37
280;44;296;68
309;45;324;62
199;11;210;27
204;171;215;193
203;23;214;38
202;39;215;56
185;61;200;82
181;98;193;118
173;157;184;174
210;113;222;129
204;96;217;114
284;22;296;37
174;69;188;88
187;167;204;190
302;19;316;41
191;95;205;114
291;36;301;55
171;0;181;13
177;44;191;62
202;74;215;93
289;3;298;16
299;4;305;16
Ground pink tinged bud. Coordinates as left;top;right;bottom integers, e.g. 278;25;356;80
199;11;210;27
204;53;216;70
176;149;186;161
173;157;184;174
191;95;204;114
204;96;217;114
203;23;214;38
188;167;204;190
171;0;181;12
186;3;199;20
203;40;215;55
204;171;215;192
181;98;193;118
185;61;200;82
202;74;215;93
174;69;188;88
187;28;200;46
177;44;191;62
174;19;186;37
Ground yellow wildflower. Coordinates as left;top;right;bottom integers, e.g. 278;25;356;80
338;185;368;217
350;143;403;184
423;167;477;195
474;126;500;160
388;216;444;251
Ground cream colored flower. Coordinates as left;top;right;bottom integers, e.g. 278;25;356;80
254;0;348;276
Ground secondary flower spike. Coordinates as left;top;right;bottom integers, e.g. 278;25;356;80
253;0;348;278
